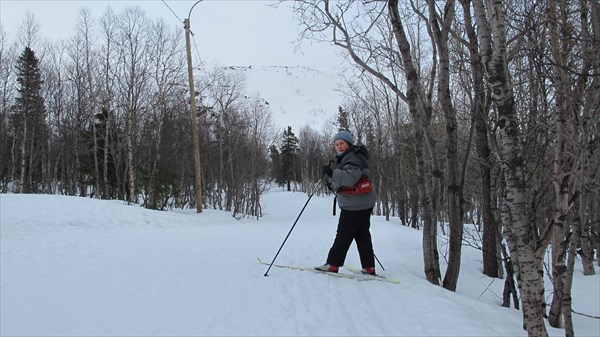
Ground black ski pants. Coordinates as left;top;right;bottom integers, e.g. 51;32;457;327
326;208;375;268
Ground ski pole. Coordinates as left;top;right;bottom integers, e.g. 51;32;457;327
374;253;385;271
264;174;326;277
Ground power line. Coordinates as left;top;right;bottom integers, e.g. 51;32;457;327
161;0;203;69
161;0;183;23
191;33;204;70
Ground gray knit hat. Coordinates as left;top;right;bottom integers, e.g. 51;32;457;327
333;130;354;145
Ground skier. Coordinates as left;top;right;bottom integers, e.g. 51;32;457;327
316;130;377;275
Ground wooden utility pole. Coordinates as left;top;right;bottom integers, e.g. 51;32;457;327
184;17;203;213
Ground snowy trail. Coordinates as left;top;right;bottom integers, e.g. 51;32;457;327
1;191;598;336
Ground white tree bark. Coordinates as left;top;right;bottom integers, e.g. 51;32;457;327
473;0;548;336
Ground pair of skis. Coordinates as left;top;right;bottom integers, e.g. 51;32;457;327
257;257;399;284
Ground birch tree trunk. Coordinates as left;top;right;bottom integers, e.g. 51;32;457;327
547;0;600;329
426;0;463;291
125;100;135;203
550;0;600;330
100;8;117;200
73;9;101;198
580;0;600;275
459;0;501;278
117;7;150;204
83;13;101;199
19;120;26;193
547;0;574;328
388;0;441;284
0;32;14;192
473;0;548;335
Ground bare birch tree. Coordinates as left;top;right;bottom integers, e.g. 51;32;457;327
421;0;467;291
141;19;185;209
545;0;599;333
473;0;548;335
0;27;16;192
115;7;151;204
75;9;101;198
98;7;120;200
457;0;503;279
43;40;73;195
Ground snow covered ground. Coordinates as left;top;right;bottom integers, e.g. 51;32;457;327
1;190;599;336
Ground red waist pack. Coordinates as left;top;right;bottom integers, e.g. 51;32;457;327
339;175;373;195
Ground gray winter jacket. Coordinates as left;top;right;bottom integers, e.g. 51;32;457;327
331;145;376;211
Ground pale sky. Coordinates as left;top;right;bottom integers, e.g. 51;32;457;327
0;0;346;70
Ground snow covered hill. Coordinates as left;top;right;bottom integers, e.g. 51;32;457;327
1;191;599;336
225;65;344;132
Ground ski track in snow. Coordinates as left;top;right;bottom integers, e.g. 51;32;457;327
1;190;599;336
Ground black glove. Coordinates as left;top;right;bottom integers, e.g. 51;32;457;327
322;165;333;178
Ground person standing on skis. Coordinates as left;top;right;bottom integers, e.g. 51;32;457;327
316;130;377;275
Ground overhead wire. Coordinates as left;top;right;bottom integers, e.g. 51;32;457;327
160;0;182;23
160;0;204;70
191;34;204;71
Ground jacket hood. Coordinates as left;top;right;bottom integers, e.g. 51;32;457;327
337;144;369;159
352;144;370;160
337;144;370;169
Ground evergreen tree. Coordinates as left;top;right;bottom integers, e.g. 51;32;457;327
12;47;47;193
337;106;350;130
80;108;120;199
280;126;299;191
269;144;283;187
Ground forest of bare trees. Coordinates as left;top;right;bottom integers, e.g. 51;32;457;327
292;1;599;336
1;8;277;218
1;1;599;336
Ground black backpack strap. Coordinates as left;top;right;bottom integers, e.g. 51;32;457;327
333;195;337;216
